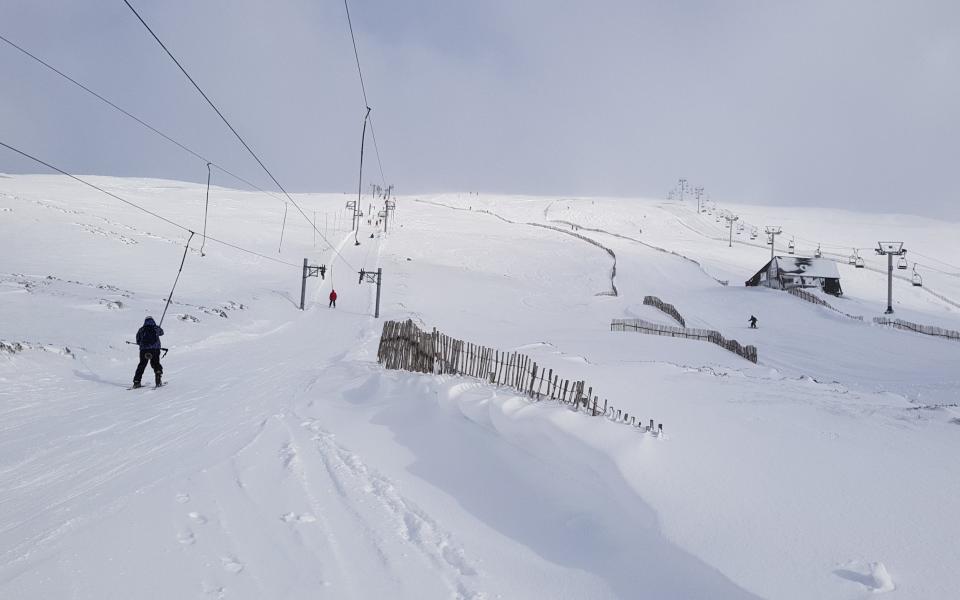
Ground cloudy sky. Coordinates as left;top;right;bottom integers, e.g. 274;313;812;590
1;0;958;218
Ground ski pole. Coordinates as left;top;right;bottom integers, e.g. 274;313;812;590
126;340;169;357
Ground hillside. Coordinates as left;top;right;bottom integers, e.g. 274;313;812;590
2;174;959;599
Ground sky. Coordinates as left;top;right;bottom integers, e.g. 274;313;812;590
1;0;958;219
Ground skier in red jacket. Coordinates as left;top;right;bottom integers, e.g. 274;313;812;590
329;289;337;308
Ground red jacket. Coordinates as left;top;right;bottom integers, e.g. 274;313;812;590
329;290;337;301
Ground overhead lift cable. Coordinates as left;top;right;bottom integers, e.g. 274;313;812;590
0;32;287;206
201;162;211;256
0;140;299;269
367;115;386;186
159;231;195;327
343;0;386;189
121;0;354;269
354;106;372;246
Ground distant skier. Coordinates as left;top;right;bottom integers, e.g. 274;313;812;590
133;316;164;388
748;315;758;329
329;289;337;308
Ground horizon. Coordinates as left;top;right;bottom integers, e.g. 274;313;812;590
2;0;958;219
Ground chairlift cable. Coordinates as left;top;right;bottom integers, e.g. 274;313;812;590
910;251;960;273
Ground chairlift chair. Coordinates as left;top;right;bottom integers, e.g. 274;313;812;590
848;253;857;265
912;264;923;287
897;256;908;270
788;239;796;254
814;245;822;258
855;256;865;268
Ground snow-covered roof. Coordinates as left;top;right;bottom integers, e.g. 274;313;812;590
774;256;840;279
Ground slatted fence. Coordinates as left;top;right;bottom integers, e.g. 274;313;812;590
610;318;758;363
873;317;960;341
643;296;686;326
377;320;663;434
786;287;864;321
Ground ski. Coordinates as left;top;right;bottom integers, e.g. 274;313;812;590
127;380;168;390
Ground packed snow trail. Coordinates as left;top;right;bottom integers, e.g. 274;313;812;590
4;177;960;599
0;291;758;599
0;178;760;599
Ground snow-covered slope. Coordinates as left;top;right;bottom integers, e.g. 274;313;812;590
2;175;958;599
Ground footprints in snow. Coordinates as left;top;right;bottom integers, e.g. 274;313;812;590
277;444;319;525
74;222;138;245
173;492;245;580
281;512;317;524
834;561;895;593
169;420;484;596
173;494;202;553
221;556;245;574
177;530;196;546
298;418;482;593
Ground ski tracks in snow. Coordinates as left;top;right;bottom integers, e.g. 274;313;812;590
297;416;484;599
163;410;484;599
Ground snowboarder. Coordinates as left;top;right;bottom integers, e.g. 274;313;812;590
133;316;164;388
329;289;337;308
748;315;758;329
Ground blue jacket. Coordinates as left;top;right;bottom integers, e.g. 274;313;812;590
136;317;164;350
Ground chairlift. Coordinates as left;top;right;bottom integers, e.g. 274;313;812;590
788;239;796;254
855;256;865;268
767;235;774;246
897;256;908;270
912;264;923;287
814;244;822;258
848;253;857;265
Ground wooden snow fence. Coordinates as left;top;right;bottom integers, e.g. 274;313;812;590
787;287;830;307
643;295;686;327
377;319;663;435
873;317;960;341
786;288;864;321
611;318;758;364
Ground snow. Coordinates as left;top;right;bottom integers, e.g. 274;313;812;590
2;175;959;599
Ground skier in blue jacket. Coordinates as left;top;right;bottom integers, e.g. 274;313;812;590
133;316;164;388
